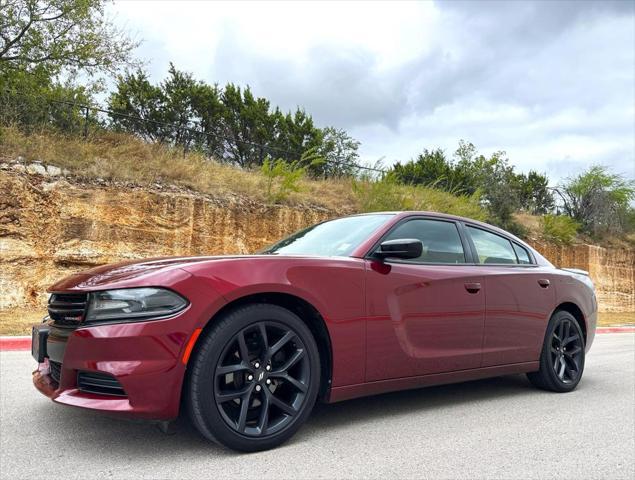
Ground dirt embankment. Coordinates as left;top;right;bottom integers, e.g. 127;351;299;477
1;166;633;316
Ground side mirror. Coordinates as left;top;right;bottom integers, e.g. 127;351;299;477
376;238;423;260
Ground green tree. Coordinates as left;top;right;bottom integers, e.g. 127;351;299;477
108;68;164;141
108;65;228;156
470;151;521;231
108;66;336;170
555;166;635;236
391;149;457;191
314;126;360;178
0;65;96;131
448;140;523;230
516;170;554;215
389;140;557;232
269;108;323;164
220;83;273;167
1;0;138;132
0;0;138;76
189;81;225;159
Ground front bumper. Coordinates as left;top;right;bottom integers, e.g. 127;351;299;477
32;313;196;419
30;268;234;421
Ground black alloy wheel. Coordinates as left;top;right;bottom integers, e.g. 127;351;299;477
549;317;583;384
214;321;310;436
187;303;320;452
527;310;585;392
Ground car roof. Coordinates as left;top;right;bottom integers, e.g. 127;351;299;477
351;211;530;249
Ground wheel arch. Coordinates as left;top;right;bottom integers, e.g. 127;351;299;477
192;291;333;401
553;302;587;344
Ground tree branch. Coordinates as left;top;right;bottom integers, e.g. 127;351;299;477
0;20;33;57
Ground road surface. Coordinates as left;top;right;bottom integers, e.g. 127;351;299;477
1;333;633;479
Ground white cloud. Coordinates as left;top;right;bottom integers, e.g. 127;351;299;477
108;0;635;183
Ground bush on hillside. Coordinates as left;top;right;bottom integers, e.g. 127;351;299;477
352;176;487;221
541;214;580;244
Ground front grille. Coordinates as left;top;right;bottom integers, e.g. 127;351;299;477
48;293;88;327
77;371;126;397
49;360;62;384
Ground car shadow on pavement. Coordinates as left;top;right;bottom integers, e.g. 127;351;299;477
303;374;536;434
33;373;545;457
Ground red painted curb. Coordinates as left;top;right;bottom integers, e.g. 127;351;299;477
0;327;633;351
596;327;635;334
0;336;31;351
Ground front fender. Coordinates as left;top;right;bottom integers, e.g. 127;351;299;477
181;257;367;387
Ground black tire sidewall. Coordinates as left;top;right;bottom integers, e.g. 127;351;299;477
189;304;321;452
540;310;585;392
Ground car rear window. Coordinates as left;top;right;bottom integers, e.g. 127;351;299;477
467;226;518;264
512;243;532;264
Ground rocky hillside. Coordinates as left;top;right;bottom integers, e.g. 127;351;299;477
1;163;633;315
0;164;333;309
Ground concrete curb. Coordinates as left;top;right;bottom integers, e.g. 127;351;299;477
1;327;634;351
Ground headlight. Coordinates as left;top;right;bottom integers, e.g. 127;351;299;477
85;288;188;323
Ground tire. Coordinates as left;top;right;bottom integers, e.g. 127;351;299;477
527;310;585;392
187;303;321;452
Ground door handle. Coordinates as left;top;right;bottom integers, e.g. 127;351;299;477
464;282;481;294
538;279;550;288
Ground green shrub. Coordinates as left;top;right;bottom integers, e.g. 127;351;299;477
261;148;324;203
261;157;306;203
352;176;487;220
541;214;580;244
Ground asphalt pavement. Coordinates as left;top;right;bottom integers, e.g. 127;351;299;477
1;334;633;479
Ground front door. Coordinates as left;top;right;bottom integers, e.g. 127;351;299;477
364;217;485;382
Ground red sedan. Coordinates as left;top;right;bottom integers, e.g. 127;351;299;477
32;212;597;451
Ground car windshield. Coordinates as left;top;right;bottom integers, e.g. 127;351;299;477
259;214;393;257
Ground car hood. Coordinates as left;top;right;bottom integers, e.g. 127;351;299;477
48;255;251;290
47;254;326;291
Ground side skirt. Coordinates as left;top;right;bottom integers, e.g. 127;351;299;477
327;361;539;403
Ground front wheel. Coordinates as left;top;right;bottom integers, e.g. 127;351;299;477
527;310;585;392
187;303;321;452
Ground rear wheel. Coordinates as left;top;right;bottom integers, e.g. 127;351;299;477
187;303;320;452
527;310;585;392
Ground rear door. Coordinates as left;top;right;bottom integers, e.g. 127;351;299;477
365;217;485;381
464;225;556;366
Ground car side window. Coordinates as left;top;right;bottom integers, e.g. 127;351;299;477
382;219;466;264
512;243;532;264
467;226;518;264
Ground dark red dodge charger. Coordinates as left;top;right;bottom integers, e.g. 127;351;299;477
32;212;596;451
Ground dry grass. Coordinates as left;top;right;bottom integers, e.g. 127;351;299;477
0;126;488;217
0;126;356;211
598;311;635;327
0;309;44;336
514;213;542;238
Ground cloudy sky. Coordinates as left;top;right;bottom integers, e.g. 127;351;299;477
108;0;635;183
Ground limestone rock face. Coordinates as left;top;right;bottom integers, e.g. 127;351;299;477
0;170;332;309
0;169;633;314
531;241;635;313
